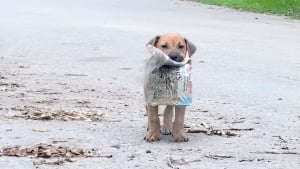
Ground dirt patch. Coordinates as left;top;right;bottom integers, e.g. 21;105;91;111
0;143;112;165
10;106;103;121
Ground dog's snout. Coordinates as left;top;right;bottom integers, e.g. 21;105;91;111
168;51;184;62
170;56;178;61
168;52;179;61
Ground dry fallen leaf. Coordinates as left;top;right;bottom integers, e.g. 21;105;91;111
184;122;252;137
1;143;112;165
9;106;103;122
1;143;100;158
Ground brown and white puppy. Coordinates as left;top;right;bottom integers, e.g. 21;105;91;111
145;33;196;142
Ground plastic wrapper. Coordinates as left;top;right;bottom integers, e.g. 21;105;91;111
144;45;192;105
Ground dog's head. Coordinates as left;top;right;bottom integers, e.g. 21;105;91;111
147;33;196;62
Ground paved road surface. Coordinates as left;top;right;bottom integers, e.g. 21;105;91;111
0;0;300;168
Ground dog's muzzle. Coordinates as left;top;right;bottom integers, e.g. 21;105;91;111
167;51;184;62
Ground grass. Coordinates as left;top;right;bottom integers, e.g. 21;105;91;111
194;0;300;18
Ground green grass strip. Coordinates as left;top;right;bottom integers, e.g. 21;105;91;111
194;0;300;18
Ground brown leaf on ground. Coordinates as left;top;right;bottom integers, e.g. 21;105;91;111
250;151;300;155
205;155;234;160
1;143;112;165
167;157;201;168
184;123;253;137
10;106;103;121
2;144;110;158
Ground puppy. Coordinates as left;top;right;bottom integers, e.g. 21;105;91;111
144;33;196;142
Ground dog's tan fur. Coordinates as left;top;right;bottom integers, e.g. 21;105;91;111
145;33;196;142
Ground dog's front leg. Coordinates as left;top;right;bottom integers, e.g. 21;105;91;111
162;105;174;135
172;106;189;142
145;104;160;142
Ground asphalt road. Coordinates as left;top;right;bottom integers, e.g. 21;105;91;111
0;0;300;168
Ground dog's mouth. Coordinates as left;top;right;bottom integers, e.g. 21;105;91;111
169;56;184;62
166;51;185;62
167;53;185;62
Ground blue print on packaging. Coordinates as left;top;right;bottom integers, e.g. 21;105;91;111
179;96;192;105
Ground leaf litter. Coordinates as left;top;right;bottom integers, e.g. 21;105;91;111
9;106;103;121
184;122;254;137
0;143;112;165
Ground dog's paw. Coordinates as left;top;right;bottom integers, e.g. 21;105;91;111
172;132;189;142
144;130;160;142
161;126;172;135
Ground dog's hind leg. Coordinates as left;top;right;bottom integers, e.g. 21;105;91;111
162;105;174;135
144;104;160;142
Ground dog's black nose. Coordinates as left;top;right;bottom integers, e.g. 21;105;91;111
170;56;178;61
169;53;179;61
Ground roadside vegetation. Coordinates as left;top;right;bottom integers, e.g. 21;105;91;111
194;0;300;18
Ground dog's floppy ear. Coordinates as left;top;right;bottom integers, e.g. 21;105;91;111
185;38;197;57
147;35;160;47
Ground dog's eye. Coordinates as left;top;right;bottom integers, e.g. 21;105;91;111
178;45;185;49
161;44;168;48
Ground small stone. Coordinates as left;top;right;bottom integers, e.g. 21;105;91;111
146;150;151;153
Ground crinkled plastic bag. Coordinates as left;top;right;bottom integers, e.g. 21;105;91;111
144;45;192;106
